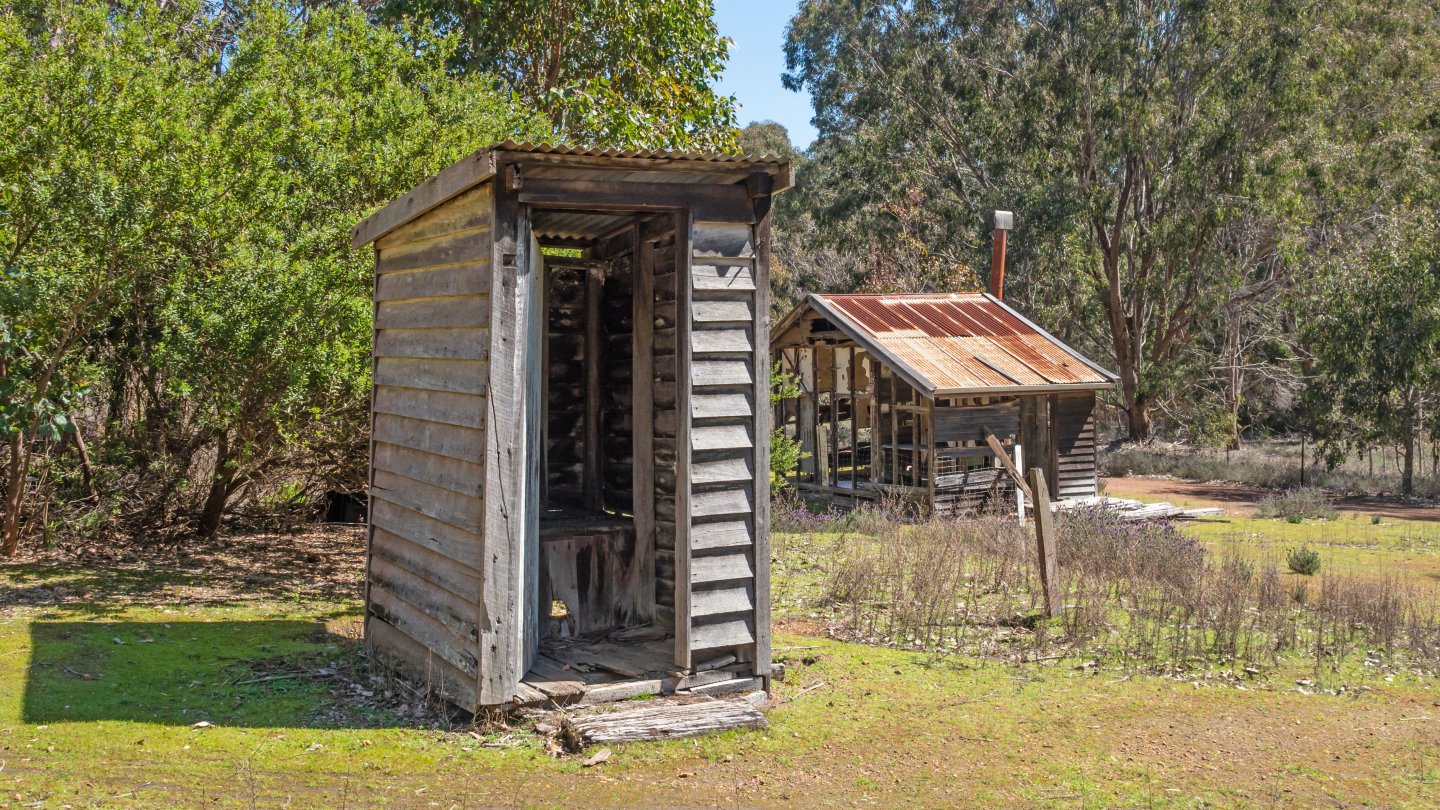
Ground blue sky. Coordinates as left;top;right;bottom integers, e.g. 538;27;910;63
713;0;818;149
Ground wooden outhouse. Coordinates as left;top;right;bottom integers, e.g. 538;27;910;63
771;292;1116;515
351;142;791;711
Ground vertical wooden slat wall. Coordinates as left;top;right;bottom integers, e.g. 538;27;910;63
684;220;766;668
366;183;494;711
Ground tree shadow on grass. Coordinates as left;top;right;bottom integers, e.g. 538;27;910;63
22;616;422;728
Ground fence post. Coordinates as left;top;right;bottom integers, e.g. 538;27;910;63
1027;467;1061;619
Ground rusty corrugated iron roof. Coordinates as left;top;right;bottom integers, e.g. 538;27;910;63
804;293;1116;396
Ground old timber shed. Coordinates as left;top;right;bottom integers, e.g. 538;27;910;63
771;290;1116;515
351;143;791;711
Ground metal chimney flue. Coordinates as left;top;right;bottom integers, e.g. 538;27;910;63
989;210;1013;299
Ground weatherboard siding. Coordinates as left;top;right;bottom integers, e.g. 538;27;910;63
685;220;767;665
367;183;493;703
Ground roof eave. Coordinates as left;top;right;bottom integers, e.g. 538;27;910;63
351;143;794;249
933;381;1116;397
807;294;939;397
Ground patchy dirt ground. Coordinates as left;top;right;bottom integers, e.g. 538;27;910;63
0;524;366;610
1105;476;1440;523
1;519;1438;806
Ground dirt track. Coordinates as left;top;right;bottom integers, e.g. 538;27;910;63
1103;476;1440;523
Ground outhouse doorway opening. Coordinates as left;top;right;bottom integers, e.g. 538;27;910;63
527;207;685;694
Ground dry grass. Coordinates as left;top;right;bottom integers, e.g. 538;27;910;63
796;502;1440;676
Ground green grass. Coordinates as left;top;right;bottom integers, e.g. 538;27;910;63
1126;498;1440;589
1;534;1438;807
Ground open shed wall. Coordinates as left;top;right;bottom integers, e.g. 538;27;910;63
366;183;493;709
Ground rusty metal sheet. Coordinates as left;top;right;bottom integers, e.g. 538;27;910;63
811;293;1114;395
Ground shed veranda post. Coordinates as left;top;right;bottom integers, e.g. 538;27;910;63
352;143;791;712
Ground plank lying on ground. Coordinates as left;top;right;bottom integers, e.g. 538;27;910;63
1049;496;1224;521
562;699;767;749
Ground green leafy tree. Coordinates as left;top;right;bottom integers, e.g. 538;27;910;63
1303;214;1440;496
375;0;739;150
769;361;807;486
0;0;542;550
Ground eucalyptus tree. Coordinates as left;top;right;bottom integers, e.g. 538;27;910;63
783;0;1319;440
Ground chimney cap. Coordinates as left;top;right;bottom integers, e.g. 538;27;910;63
991;210;1014;231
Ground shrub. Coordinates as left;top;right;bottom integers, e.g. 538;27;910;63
1287;546;1322;576
1257;488;1339;521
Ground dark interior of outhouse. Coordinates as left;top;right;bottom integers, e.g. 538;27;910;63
530;207;681;676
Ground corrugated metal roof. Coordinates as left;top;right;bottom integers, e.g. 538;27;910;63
805;293;1116;396
354;142;792;248
489;141;790;165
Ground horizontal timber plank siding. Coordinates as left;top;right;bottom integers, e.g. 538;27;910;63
1054;392;1098;498
367;181;493;709
685;221;766;661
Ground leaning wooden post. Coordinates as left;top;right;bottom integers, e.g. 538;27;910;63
1026;467;1061;619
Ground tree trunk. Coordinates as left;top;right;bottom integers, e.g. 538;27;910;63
67;414;98;500
195;432;237;541
2;433;27;557
1401;411;1415;496
1125;390;1153;442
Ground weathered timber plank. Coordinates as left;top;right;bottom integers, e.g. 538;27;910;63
691;327;753;354
691;583;755;617
370;526;482;603
371;469;484;530
374;357;487;396
369;498;485;570
376;263;491;301
573;679;664;706
368;583;479;677
691;261;756;291
374;185;492;250
692;392;753;419
690;519;753;551
522;657;587;701
375;328;490;361
691;455;754;485
373;441;484;498
376;297;491;330
689;486;753;518
369;555;480;645
365;618;477;710
691;222;756;258
355;152;495;248
691;423;753;451
561;699;766;748
377;231;492;274
691;550;754;583
691;298;754;323
477;193;540;705
691;359;754;387
372;387;486;430
689;617;757;650
688;676;764;697
517;179;753;222
373;412;485;460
